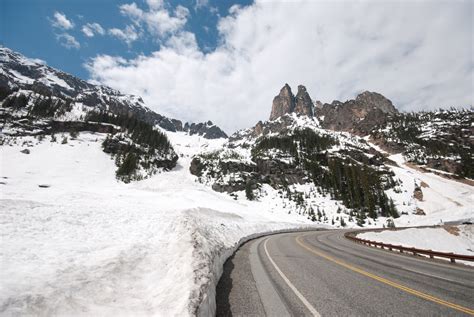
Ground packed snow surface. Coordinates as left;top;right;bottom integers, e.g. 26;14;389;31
359;225;474;259
0;132;315;316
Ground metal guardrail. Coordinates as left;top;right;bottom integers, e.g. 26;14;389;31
344;230;474;264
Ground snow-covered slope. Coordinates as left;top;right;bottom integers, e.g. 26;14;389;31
367;144;474;227
0;132;316;316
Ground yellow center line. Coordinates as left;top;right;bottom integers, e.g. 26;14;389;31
295;234;474;316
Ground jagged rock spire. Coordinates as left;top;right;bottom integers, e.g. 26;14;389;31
269;84;314;121
294;85;313;117
269;84;295;121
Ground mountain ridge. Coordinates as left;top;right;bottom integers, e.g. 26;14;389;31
0;46;228;139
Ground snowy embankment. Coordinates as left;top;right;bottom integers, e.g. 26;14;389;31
358;225;474;265
0;132;316;316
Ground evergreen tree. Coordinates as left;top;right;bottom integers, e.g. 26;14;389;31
245;181;254;201
116;152;138;182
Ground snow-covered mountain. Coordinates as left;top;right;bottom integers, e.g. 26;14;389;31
192;83;473;228
1;47;472;316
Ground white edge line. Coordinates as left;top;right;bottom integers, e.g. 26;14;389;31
263;237;321;317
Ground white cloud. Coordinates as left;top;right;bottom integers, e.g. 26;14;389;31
82;23;105;37
50;11;74;30
120;3;144;21
56;33;80;49
109;25;140;46
87;1;473;134
194;0;209;10
119;2;189;39
146;0;164;10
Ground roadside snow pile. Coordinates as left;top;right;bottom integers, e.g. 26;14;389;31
0;132;315;316
358;225;474;257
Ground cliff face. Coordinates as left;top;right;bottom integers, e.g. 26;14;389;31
269;84;295;121
268;84;397;136
269;84;314;120
294;85;313;117
315;91;398;135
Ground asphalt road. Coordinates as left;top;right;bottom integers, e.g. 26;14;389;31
216;230;474;316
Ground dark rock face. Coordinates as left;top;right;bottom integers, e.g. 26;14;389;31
183;121;227;139
189;156;307;193
294;85;313;117
269;84;295;121
316;91;398;135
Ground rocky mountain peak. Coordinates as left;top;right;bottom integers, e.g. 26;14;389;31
315;91;399;135
269;84;314;121
269;83;295;121
355;91;398;114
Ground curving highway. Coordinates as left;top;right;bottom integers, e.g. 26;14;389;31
216;230;474;316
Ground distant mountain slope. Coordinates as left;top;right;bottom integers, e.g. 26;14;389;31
0;47;227;182
0;47;227;138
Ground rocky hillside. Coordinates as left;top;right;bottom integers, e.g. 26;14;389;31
315;91;398;135
243;83;472;180
0;47;228;182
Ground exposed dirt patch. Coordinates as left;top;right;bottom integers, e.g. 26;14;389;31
413;187;423;201
444;225;460;236
414;208;426;216
420;181;429;188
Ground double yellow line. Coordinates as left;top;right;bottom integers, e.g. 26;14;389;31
295;235;474;316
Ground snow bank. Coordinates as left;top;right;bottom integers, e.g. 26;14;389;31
359;226;474;263
0;132;316;316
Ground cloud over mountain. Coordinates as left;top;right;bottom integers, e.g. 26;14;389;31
87;0;473;133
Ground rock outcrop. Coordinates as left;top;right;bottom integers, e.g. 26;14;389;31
269;84;295;121
294;85;313;117
269;84;314;121
356;91;398;115
315;91;398;135
183;121;228;139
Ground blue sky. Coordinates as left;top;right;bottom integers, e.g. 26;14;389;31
1;0;472;133
1;0;251;79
